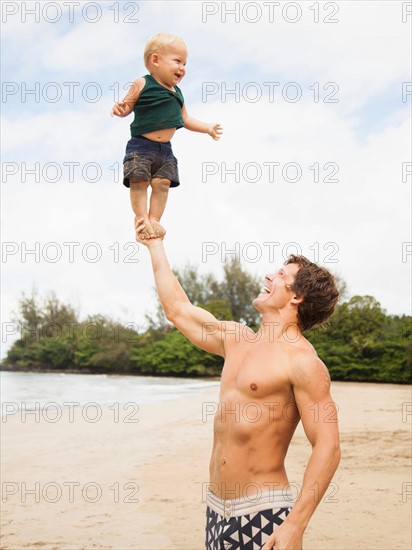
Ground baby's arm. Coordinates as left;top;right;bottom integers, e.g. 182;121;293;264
111;77;146;117
181;105;223;140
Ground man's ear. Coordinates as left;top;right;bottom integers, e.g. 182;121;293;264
291;295;304;305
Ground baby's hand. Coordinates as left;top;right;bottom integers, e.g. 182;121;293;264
111;101;128;117
208;123;223;141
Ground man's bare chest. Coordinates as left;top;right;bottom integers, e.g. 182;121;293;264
220;341;292;401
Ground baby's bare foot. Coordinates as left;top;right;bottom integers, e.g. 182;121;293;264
135;216;155;240
149;218;166;238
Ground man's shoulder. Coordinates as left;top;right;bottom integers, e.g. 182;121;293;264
219;321;254;340
289;343;331;388
222;321;247;334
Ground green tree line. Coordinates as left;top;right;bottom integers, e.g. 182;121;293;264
2;260;411;383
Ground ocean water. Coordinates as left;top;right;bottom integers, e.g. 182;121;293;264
0;371;219;414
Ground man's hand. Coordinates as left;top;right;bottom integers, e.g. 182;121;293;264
135;217;164;246
261;522;303;550
207;123;223;140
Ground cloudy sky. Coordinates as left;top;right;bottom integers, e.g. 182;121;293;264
1;0;411;354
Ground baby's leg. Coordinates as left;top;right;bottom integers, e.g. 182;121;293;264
129;179;154;239
149;177;171;238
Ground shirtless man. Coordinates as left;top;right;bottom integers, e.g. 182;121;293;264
135;219;341;550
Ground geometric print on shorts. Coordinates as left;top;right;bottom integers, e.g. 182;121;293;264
205;505;290;550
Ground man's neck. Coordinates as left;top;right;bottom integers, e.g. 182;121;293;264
257;312;302;343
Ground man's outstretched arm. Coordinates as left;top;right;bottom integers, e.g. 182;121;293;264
136;222;226;357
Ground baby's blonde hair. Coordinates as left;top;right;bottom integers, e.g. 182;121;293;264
144;32;186;70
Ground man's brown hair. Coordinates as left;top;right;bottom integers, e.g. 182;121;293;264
284;255;339;332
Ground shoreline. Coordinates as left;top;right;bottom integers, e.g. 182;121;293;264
1;367;411;385
0;366;219;378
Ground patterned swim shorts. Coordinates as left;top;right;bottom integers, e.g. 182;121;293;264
205;490;293;550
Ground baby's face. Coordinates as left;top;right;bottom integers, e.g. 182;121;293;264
152;43;187;88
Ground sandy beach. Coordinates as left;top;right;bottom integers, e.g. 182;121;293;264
1;381;411;550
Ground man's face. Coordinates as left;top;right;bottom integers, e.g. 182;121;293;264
253;263;300;313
